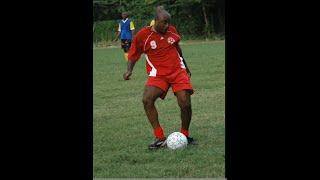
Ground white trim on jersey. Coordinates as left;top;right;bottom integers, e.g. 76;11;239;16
121;18;128;23
145;54;157;77
179;57;186;69
144;32;154;52
176;51;186;69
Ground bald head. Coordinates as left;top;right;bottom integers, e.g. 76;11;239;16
155;9;171;21
153;6;171;34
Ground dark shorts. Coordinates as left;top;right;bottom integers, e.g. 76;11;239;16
121;39;132;53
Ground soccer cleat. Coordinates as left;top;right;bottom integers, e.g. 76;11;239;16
186;136;197;145
148;137;167;150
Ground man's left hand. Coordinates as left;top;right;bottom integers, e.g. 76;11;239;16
186;68;191;78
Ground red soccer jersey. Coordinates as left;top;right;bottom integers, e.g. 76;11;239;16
128;25;186;76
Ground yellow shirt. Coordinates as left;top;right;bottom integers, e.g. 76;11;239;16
149;19;155;26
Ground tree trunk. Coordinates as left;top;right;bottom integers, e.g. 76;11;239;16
202;2;210;39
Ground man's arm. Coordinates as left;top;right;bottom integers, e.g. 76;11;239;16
113;23;121;41
123;30;142;80
130;21;135;36
123;60;136;80
113;31;120;41
175;43;191;77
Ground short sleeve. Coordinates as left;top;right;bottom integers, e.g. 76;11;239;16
128;32;143;62
130;21;135;30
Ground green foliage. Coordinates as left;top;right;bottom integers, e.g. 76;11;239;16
94;20;118;42
93;0;225;43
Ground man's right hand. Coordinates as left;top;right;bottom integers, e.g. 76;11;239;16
123;71;132;80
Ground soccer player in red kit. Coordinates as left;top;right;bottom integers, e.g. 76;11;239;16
123;7;196;150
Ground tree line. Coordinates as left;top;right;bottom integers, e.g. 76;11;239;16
93;0;225;43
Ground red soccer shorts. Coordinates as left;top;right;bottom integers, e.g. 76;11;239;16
146;68;194;99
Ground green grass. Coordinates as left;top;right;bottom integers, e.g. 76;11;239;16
93;40;225;178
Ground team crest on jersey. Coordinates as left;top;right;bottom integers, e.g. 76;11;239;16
167;37;175;44
150;40;157;49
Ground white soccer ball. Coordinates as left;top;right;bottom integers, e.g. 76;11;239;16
166;132;188;150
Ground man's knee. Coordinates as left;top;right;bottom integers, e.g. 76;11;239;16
178;96;191;110
123;47;129;52
142;96;154;107
179;101;191;110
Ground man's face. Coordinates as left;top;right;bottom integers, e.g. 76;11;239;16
121;13;128;19
154;17;169;34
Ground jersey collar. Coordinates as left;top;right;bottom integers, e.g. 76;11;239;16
122;18;128;23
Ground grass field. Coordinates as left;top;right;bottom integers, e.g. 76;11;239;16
93;40;225;178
